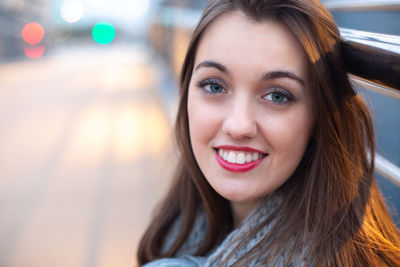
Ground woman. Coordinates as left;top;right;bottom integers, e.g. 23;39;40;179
138;0;400;266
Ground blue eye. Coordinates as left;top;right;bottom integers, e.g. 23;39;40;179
198;78;227;94
265;93;287;103
205;84;225;93
264;89;292;105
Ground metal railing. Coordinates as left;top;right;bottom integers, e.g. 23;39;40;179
336;16;400;186
375;154;400;187
324;0;400;10
340;27;400;101
340;28;400;55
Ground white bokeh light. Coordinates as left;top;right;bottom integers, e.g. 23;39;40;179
86;0;107;8
61;0;84;23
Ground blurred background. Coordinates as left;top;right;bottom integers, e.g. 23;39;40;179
0;0;399;266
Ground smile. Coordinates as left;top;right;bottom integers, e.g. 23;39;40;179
214;147;267;172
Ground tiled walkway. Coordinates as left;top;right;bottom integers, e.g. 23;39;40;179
0;44;176;267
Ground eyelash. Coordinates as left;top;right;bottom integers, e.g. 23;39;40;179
197;78;227;95
263;87;294;105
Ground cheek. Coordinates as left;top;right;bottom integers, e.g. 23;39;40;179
261;107;314;159
187;90;219;152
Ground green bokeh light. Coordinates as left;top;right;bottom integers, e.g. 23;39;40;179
92;21;116;44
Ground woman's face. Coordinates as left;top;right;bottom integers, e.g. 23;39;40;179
187;12;315;214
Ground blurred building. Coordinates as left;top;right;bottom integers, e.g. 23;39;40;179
0;1;23;59
148;0;206;80
159;0;207;10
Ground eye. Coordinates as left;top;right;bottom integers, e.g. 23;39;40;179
265;93;287;103
263;88;293;105
198;78;227;94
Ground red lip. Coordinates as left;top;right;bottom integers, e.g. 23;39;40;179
215;150;265;172
214;145;266;154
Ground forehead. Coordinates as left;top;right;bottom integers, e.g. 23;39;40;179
194;11;308;79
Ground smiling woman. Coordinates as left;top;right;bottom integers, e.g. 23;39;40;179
187;14;315;224
138;0;400;266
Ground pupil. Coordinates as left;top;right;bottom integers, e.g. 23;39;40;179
211;84;221;92
273;94;283;102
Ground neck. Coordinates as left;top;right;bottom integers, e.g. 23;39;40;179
230;199;260;228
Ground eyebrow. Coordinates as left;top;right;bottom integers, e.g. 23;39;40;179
263;71;305;86
194;60;305;86
194;60;229;74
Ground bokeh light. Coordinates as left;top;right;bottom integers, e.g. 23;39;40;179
52;2;67;24
61;0;84;23
24;45;46;59
92;22;116;45
22;23;45;45
87;0;106;7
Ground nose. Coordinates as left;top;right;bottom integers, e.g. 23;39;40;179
222;96;257;139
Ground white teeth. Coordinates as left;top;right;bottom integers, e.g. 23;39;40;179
236;152;245;164
217;148;265;164
227;151;236;163
245;153;253;163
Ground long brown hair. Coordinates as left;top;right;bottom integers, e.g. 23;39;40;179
138;0;400;265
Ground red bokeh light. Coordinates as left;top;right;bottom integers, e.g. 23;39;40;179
24;45;46;59
22;23;45;45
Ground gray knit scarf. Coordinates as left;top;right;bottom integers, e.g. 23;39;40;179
143;194;307;266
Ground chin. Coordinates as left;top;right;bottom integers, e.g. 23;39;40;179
215;184;259;203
